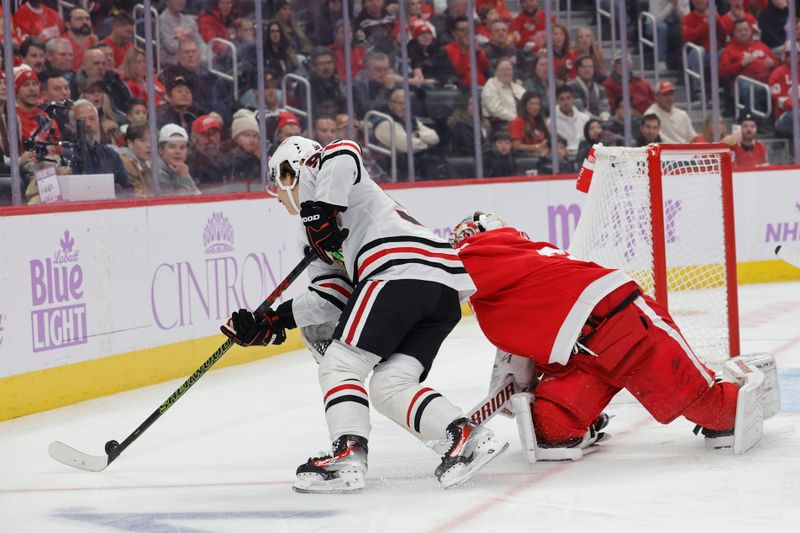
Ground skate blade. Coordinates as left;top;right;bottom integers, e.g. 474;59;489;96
292;472;366;494
441;440;509;489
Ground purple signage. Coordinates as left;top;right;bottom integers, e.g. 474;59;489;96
151;212;283;330
764;202;800;243
30;230;88;352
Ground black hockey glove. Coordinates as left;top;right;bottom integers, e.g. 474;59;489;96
300;201;349;264
221;308;287;347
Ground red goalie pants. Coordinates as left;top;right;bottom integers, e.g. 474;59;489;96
533;291;739;444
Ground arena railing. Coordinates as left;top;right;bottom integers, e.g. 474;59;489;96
682;42;707;118
734;75;772;120
637;11;659;87
363;110;397;183
134;4;161;72
596;0;618;69
207;38;239;100
282;73;313;133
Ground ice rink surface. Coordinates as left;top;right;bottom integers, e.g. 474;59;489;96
2;281;799;533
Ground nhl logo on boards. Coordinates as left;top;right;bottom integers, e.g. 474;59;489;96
203;212;235;254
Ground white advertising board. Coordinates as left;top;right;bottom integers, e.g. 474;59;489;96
1;167;799;378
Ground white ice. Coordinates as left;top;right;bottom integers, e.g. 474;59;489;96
2;281;800;533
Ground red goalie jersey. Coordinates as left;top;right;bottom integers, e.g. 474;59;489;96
455;227;633;366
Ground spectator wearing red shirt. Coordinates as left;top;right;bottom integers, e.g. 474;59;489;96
14;67;60;142
508;91;549;156
769;49;799;137
732;114;768;168
12;0;63;41
602;53;656;116
552;24;577;81
330;19;366;83
477;0;512;21
101;13;134;70
720;0;759;43
444;17;490;87
65;8;99;72
681;0;726;51
719;20;777;83
509;0;553;52
197;0;237;56
121;47;167;106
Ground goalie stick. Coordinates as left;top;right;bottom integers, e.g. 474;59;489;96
775;245;800;269
48;248;318;472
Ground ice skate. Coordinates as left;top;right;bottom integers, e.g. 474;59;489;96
536;413;611;461
293;435;368;494
435;418;508;489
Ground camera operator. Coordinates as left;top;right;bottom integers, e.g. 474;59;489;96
67;99;133;192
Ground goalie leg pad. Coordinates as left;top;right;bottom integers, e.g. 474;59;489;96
721;356;769;454
728;353;780;419
510;393;537;464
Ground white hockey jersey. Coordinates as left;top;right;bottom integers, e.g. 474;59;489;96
298;139;475;302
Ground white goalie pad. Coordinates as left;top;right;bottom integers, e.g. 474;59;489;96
722;355;775;454
729;353;780;419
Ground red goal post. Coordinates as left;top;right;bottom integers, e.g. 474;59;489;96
570;143;739;366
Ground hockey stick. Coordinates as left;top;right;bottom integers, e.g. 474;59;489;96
48;248;318;472
467;377;520;425
775;245;800;269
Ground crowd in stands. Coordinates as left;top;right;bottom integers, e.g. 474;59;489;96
0;0;798;203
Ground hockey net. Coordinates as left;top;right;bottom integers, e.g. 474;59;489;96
569;144;739;367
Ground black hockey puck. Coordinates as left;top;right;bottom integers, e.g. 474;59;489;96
105;440;119;454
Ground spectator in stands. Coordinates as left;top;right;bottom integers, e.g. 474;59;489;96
307;0;344;47
407;19;459;88
732;113;768;167
573;26;608;81
719;19;776;117
265;20;300;77
122;47;167;106
300;47;346;119
474;5;498;46
720;0;759;42
274;111;303;146
351;51;402;116
447;93;488;157
69;99;132;189
232;17;256;61
523;53;549;103
12;0;63;41
222;109;261;181
355;0;400;58
313;116;339;146
21;37;46;74
634;113;663;146
157;123;201;195
481;57;525;132
681;0;726;93
407;0;435;23
551;24;577;81
79;78;122;146
569;55;610;120
276;0;313;55
691;115;737;144
483;20;528;79
157;75;197;131
93;42;117;77
101;13;134;70
160;0;208;67
119;124;153;196
509;90;549;156
162;40;216;112
510;0;550;53
330;19;366;82
43;39;75;81
431;0;468;46
538;135;577;175
65;8;99;73
477;0;512;21
188;114;226;184
15;67;60;143
549;85;590;155
770;47;799;138
444;16;490;87
197;0;237;55
40;71;71;106
576;118;602;165
126;98;148;127
375;88;443;180
646;1;690;71
484;131;517;177
644;81;697;142
71;47;131;118
603;52;656;116
759;0;790;50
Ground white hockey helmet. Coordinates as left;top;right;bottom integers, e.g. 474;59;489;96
449;211;508;247
267;136;321;210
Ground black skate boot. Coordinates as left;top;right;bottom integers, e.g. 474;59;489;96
435;418;508;489
536;412;611;461
693;425;734;450
293;435;368;494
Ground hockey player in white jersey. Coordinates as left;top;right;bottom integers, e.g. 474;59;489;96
221;136;508;493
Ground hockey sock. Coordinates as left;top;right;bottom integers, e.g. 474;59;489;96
370;354;463;442
319;342;381;442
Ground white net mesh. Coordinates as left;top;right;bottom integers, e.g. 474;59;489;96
569;145;734;366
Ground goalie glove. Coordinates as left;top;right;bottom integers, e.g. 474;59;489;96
489;349;536;416
301;201;349;265
221;307;288;347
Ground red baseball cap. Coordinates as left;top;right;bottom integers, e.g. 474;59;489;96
192;114;223;134
656;81;675;94
277;111;301;131
410;19;433;40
